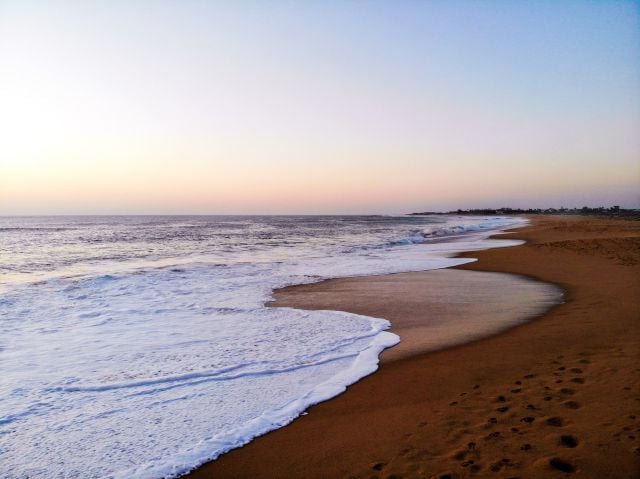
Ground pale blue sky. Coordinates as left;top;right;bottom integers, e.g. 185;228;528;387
1;1;638;214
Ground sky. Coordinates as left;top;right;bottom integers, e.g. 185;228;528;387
1;1;639;215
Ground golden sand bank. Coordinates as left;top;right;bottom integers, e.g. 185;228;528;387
190;216;640;478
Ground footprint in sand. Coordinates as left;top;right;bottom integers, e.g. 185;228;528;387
453;450;468;460
399;446;414;457
560;435;579;448
489;457;517;473
549;457;576;473
570;377;585;384
546;417;565;427
564;400;581;409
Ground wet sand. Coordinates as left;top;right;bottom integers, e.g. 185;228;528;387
189;216;640;478
267;268;562;363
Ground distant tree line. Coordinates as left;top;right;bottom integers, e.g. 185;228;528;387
410;206;639;219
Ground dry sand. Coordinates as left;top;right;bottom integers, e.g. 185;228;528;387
189;216;640;478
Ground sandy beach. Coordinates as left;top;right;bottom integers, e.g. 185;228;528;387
190;216;640;478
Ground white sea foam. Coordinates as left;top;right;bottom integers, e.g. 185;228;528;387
0;215;526;478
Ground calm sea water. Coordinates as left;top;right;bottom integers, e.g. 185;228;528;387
1;215;525;478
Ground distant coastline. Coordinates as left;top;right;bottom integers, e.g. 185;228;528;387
410;205;640;219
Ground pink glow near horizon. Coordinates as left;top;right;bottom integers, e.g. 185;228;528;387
1;1;639;214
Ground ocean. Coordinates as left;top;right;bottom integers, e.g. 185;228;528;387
1;214;526;478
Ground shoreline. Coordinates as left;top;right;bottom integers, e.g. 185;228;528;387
189;215;640;478
268;267;563;364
